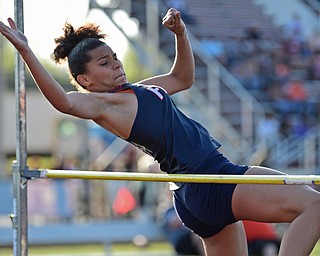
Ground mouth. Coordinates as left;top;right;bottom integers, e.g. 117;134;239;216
115;74;125;80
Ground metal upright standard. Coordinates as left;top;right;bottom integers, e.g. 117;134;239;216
11;0;28;255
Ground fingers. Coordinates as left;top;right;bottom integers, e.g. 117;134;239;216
162;8;181;28
7;18;17;30
0;17;16;33
162;8;186;36
0;20;9;35
0;19;7;28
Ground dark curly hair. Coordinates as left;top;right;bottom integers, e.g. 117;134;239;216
51;22;107;88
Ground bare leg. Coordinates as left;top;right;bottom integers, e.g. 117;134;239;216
232;166;320;256
202;221;248;256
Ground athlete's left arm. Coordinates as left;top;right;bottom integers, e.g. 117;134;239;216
137;8;195;95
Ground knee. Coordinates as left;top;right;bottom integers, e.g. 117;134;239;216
308;198;320;214
288;195;320;222
301;198;320;221
305;199;320;233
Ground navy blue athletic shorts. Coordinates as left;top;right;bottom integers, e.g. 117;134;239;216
173;151;249;238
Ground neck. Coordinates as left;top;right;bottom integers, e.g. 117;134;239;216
108;83;130;93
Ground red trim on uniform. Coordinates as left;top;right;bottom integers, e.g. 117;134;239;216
108;84;134;94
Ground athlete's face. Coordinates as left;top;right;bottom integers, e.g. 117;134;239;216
77;44;127;92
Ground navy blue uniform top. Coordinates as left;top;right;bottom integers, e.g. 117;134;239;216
111;84;249;237
119;83;221;176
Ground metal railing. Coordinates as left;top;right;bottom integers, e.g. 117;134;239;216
89;0;320;168
268;124;320;173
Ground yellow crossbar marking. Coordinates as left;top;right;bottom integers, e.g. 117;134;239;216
40;170;320;185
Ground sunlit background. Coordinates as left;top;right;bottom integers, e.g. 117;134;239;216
0;0;139;60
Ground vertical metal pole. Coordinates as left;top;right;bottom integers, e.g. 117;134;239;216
0;11;5;173
146;0;160;72
12;0;28;255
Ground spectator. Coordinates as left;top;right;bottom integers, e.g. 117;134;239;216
244;22;263;41
282;77;308;114
136;154;165;219
163;206;204;255
256;111;281;148
308;28;320;53
243;220;280;256
310;50;320;80
283;14;305;57
284;13;304;43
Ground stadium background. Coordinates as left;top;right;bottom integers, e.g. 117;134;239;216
0;0;320;255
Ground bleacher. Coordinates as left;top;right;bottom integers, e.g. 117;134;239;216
126;0;320;168
186;0;282;40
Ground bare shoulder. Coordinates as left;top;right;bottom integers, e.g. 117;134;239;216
90;92;138;139
67;90;134;106
81;90;138;118
63;90;136;122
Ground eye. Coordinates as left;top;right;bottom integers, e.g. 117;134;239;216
113;53;118;60
101;62;108;66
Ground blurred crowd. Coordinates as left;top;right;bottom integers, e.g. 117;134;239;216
202;14;320;143
3;8;319;255
26;142;167;223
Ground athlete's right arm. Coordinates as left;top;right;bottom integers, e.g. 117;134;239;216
0;18;102;119
138;8;195;95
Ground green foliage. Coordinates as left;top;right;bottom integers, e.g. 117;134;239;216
1;44;71;91
1;44;14;88
122;45;153;83
1;242;174;255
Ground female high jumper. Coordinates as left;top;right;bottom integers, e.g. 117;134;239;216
1;8;320;256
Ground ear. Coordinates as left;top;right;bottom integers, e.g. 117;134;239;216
77;74;92;87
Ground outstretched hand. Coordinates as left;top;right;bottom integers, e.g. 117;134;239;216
0;18;29;53
162;8;186;36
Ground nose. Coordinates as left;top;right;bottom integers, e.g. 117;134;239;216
113;60;121;70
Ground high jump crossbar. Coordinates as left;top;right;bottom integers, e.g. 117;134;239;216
23;169;320;185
